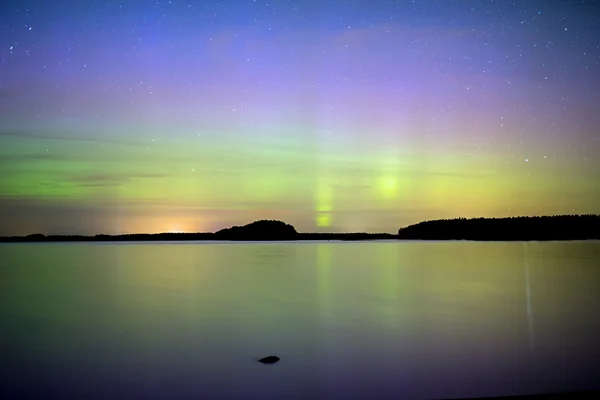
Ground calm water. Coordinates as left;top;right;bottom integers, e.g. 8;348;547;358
1;241;599;399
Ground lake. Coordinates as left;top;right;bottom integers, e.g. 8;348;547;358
1;241;599;399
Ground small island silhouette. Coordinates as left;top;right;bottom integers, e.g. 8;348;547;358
0;215;598;243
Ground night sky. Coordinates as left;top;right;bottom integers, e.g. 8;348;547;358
1;0;599;235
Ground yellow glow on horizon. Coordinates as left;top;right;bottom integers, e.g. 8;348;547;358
113;216;202;234
316;179;334;227
164;220;199;233
379;175;398;198
316;213;332;227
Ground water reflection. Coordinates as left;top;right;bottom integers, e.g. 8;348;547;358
316;243;333;319
374;243;402;327
524;243;535;350
1;241;599;399
109;245;212;334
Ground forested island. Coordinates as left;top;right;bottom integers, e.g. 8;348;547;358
1;215;598;242
397;215;600;241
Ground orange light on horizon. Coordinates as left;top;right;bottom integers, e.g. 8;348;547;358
114;216;204;234
164;221;197;234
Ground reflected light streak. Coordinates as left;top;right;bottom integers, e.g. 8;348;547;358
524;243;535;349
316;244;333;315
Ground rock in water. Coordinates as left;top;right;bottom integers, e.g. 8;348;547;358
258;356;280;364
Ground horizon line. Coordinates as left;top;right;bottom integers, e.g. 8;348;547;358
2;213;598;238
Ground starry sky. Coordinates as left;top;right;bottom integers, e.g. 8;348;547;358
1;0;599;235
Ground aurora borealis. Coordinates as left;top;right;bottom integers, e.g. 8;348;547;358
1;0;599;235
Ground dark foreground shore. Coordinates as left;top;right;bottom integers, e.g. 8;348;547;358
446;390;599;400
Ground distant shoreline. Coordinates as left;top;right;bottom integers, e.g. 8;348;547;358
2;238;599;244
2;215;599;243
0;233;398;243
